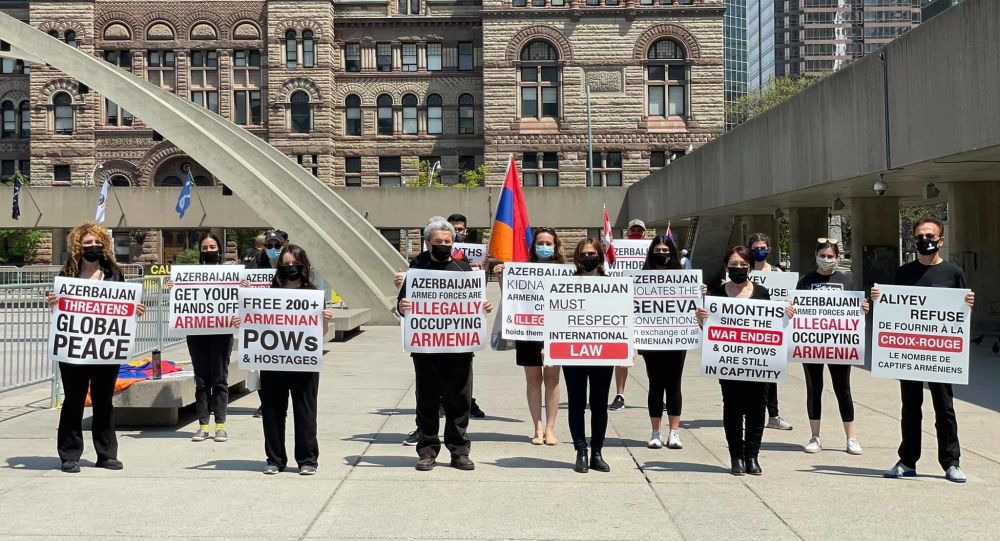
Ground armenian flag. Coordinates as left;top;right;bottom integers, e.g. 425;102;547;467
665;222;675;243
488;155;532;262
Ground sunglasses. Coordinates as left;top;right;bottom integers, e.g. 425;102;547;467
816;238;839;244
265;243;282;249
914;234;940;242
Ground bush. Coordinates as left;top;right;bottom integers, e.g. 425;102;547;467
175;247;201;264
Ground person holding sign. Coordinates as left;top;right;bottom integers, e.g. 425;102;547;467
495;227;565;446
873;217;975;483
46;222;146;473
608;219;649;412
747;233;793;432
397;219;493;472
795;239;868;455
696;246;794;476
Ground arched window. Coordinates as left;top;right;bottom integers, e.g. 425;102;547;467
290;90;311;133
646;40;687;118
64;30;78;48
48;30;59;38
193;175;213;186
1;101;15;138
110;175;130;187
302;30;315;68
161;175;182;186
377;94;393;135
458;94;475;134
402;94;418;135
19;101;29;137
53;92;74;134
426;94;442;135
285;30;298;68
519;41;559;119
345;94;362;136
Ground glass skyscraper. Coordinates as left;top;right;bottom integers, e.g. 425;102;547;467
747;0;777;91
724;0;748;129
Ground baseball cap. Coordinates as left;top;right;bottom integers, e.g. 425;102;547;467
627;219;646;230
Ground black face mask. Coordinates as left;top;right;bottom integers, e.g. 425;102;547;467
728;267;750;284
279;264;303;282
200;251;221;264
82;245;104;262
651;252;671;267
454;232;467;243
916;238;940;256
430;244;453;261
580;255;600;272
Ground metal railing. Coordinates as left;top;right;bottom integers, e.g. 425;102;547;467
0;264;144;286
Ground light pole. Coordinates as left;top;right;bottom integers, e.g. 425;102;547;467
82;162;104;187
586;83;594;187
431;160;442;187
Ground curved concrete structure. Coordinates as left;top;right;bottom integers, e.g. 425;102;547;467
0;12;405;324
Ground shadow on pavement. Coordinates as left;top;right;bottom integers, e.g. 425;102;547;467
678;419;725;429
760;442;805;452
186;459;263;472
640;461;730;474
2;456;63;471
490;457;570;470
344;455;415;468
123;429;195;440
799;464;887;478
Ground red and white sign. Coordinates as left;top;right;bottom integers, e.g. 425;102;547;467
701;296;788;382
403;268;486;353
871;285;971;385
238;287;325;372
454;243;487;268
501;262;575;341
789;290;865;364
605;239;649;277
542;276;633;366
628;269;703;350
240;268;276;288
168;265;242;336
48;276;143;365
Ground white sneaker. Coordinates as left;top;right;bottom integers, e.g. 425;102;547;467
804;436;822;453
945;466;967;484
648;430;662;449
666;430;683;449
767;416;793;430
846;437;863;455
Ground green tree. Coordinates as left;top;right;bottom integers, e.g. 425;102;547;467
406;160;488;188
0;170;45;264
726;75;825;128
175;247;201;264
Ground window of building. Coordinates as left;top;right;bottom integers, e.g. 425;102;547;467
345;94;362;136
103;50;133;126
646;39;687;117
586;0;599;4
522;152;558;187
302;30;315;68
54;164;71;182
290;91;311;133
379;156;402;187
458;42;474;71
399;0;421;14
377;94;393;135
427;43;442;71
345;157;362;186
232;50;261;84
426;94;442;135
402;94;418;134
18;101;29;137
233;90;261;125
1;102;15;138
110;175;130;187
64;30;78;48
233;50;262;125
53;92;74;134
1;160;14;180
514;0;527;5
297;154;319;177
377;43;392;72
285;30;298;68
146;50;176;90
344;43;361;72
458;94;475;134
459;155;476;174
519;41;560;119
402;43;417;72
589;151;623;187
190;50;219;114
650;151;667;169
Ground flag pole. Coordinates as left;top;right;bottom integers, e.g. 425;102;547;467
586;84;594;188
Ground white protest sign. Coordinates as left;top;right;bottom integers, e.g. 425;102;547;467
501;262;575;341
542;276;633;366
240;268;276;288
790;290;865;364
628;269;703;351
701;296;788;382
168;265;243;336
606;239;649;277
403;269;486;353
747;271;799;302
454;243;487;267
238;288;325;372
872;285;971;385
48;277;143;365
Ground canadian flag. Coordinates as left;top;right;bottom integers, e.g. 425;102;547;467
602;205;616;265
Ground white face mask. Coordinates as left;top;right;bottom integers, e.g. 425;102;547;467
816;256;838;273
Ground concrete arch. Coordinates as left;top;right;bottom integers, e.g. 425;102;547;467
38;79;86;105
0;12;404;323
35;22;85;42
139;142;187;185
505;26;573;64
273;20;329;40
633;24;701;60
96;11;138;37
144;20;177;41
231;20;262;41
189;21;220;41
334;85;370;105
279;77;322;103
99;159;140;187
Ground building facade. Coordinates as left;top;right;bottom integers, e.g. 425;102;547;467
722;0;746;129
0;0;723;263
746;0;775;90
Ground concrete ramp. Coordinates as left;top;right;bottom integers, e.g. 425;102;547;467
0;12;405;324
688;215;734;287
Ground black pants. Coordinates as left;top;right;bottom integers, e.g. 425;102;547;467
563;365;614;451
57;362;119;463
720;380;767;460
413;354;473;458
187;334;232;425
765;382;780;417
641;351;686;418
260;371;320;468
803;363;854;422
898;380;960;470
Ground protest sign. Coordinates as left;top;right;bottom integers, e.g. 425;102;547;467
403;269;486;353
240;268;276;288
48;277;142;365
789;290;865;364
168;265;242;336
628;270;703;350
872;285;971;385
501;262;576;341
454;243;487;268
606;240;649;277
701;296;788;382
542;276;633;366
747;271;799;302
238;288;325;372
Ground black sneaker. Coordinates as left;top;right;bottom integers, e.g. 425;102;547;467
402;429;420;446
450;454;475;471
470;398;486;419
609;395;625;412
95;459;124;470
61;460;80;474
416;454;437;471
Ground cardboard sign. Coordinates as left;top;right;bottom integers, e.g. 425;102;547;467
168;265;242;336
628;270;703;350
238;288;325;372
454;243;487;267
872;285;971;385
542;276;633;366
701;296;788;382
240;268;276;288
747;271;799;302
403;269;487;353
790;290;866;364
501;262;576;341
606;239;649;277
48;277;142;365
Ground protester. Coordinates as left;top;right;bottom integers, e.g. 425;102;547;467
696;245;794;476
796;238;868;455
447;213;486;418
46;222;146;473
609;219;648;413
246;231;284;418
397;219;493;471
873;217;975;483
562;238;614;473
746;232;792;431
679;249;692;270
241;233;265;266
234;244;332;475
494;227;564;445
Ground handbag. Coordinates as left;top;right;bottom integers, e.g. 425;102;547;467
490;303;516;351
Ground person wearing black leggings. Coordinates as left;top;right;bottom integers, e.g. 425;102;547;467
747;232;793;432
796;238;869;456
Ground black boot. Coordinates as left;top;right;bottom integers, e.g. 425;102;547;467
574;448;589;473
730;457;745;476
745;457;762;475
590;449;610;472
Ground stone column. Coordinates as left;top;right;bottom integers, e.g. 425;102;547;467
788;207;828;274
947;181;1000;333
849;196;899;291
50;227;68;265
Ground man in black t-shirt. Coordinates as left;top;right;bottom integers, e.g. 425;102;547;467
872;217;975;484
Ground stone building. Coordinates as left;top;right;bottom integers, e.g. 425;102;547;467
0;0;723;264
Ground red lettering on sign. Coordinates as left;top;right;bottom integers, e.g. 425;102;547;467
59;297;134;317
877;332;963;353
549;342;629;360
514;313;544;326
707;326;783;346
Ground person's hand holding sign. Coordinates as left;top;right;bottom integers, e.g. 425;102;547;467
484;300;493;313
231;315;241;329
696;307;709;327
786;304;796;319
394;270;405;290
47;291;57;309
399;299;412;315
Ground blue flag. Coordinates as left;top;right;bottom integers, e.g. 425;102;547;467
11;176;21;220
176;171;194;219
